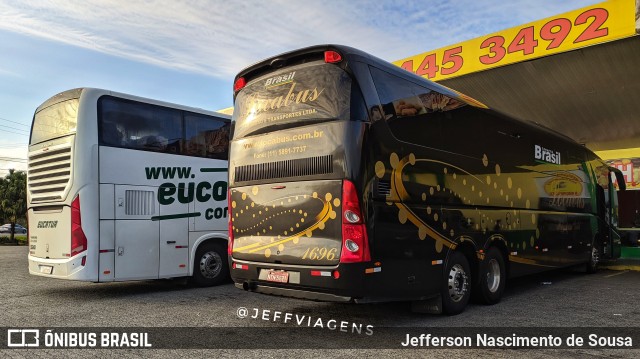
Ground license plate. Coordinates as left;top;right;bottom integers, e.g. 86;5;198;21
39;265;53;274
266;270;289;283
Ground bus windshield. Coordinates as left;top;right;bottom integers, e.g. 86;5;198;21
233;62;351;138
30;98;79;145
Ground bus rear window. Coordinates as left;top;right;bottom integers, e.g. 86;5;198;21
30;98;79;145
233;62;351;138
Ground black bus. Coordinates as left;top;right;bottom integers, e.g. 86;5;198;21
228;45;625;315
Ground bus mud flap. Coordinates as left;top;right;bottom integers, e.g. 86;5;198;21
411;294;442;314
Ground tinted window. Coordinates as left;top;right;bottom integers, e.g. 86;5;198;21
99;96;182;154
31;98;79;145
185;113;229;160
98;96;229;159
370;66;466;147
233;62;351;139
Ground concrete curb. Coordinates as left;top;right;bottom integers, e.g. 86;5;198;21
601;258;640;271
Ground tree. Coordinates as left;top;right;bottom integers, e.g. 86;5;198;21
0;170;27;244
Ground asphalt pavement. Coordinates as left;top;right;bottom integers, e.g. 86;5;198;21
0;245;638;358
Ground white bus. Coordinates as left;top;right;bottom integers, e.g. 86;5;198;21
27;88;231;286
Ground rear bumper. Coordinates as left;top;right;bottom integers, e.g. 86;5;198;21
230;258;371;301
28;254;95;281
235;282;353;302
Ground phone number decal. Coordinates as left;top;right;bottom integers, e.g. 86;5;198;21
393;0;636;82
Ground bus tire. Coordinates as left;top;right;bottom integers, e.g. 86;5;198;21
441;251;471;315
586;243;601;274
475;247;506;305
191;242;229;287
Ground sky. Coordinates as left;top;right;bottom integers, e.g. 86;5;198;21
0;0;600;175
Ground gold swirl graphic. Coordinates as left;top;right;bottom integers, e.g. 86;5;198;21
389;154;467;250
232;193;335;254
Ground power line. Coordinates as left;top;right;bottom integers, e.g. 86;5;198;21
0;129;28;136
0;124;29;133
0;157;27;163
0;116;30;128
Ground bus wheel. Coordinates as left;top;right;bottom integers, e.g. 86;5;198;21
442;251;471;315
475;247;506;305
586;244;601;274
191;242;229;287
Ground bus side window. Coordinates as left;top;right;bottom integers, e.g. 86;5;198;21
98;96;183;154
369;66;459;148
184;113;229;160
101;121;125;147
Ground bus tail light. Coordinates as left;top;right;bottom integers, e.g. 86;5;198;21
228;189;234;256
234;77;246;93
324;50;342;64
70;195;87;257
340;180;370;263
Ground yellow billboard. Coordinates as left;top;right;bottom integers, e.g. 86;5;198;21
393;0;637;82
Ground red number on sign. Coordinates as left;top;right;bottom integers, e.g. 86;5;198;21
479;36;506;65
400;60;414;73
440;46;463;75
540;18;571;49
507;26;538;55
574;8;609;43
415;53;439;79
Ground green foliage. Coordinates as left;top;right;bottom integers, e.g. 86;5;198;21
0;169;27;244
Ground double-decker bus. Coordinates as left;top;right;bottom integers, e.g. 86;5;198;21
27;88;230;286
228;45;626;314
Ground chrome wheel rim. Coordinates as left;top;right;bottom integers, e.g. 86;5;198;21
591;247;600;267
486;259;501;293
200;251;222;279
448;264;469;302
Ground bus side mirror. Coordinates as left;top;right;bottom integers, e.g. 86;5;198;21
609;167;626;191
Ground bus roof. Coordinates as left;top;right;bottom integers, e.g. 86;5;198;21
36;87;231;120
234;45;594;160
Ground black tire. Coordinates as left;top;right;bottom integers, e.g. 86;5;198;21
441;251;471;315
190;242;229;287
586;243;601;274
474;247;506;305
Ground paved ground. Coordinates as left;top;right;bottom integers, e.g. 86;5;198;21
0;245;638;358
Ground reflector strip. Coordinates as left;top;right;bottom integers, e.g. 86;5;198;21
431;260;443;265
365;267;382;274
233;263;249;270
310;270;331;277
99;249;114;253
